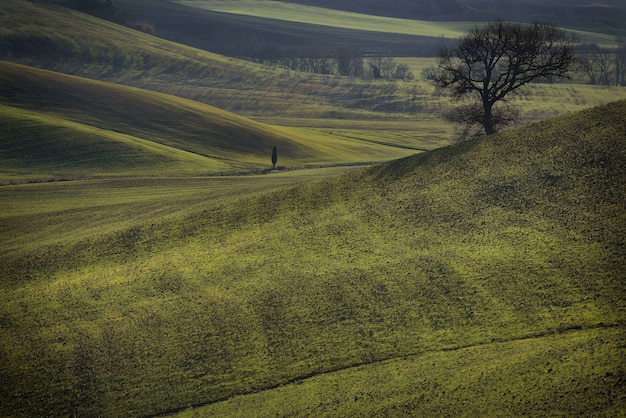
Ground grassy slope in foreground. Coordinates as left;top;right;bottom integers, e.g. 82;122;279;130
177;327;625;417
0;61;411;182
1;101;625;416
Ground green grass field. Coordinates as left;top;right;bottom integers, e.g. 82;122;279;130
1;100;624;417
174;0;469;38
1;0;625;415
3;0;625;126
0;61;419;184
178;326;625;417
172;0;619;46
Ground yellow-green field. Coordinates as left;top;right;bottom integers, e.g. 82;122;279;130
172;0;619;46
0;61;422;184
177;327;625;417
0;167;358;253
174;0;469;38
1;0;625;416
1;100;624;417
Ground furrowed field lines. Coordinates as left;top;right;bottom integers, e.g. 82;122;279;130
0;167;360;254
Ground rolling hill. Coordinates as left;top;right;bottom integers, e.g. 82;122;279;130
2;0;626;137
1;100;624;416
0;61;415;183
115;0;451;57
162;0;620;48
0;0;431;116
284;0;626;35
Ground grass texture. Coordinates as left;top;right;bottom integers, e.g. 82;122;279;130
1;100;624;416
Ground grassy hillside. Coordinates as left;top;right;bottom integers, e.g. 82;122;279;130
285;0;626;36
0;61;416;183
115;0;449;57
1;100;624;416
169;0;619;46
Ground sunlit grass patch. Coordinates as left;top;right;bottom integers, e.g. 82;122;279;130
3;99;624;415
174;0;468;38
174;0;619;47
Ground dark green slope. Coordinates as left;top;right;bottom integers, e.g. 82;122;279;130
1;101;624;416
0;61;307;156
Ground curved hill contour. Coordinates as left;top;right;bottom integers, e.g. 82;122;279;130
0;61;409;181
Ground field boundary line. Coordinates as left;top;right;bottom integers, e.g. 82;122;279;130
148;322;623;417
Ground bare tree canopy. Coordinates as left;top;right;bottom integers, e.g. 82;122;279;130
434;21;577;136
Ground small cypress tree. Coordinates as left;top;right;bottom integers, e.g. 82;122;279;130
271;146;277;169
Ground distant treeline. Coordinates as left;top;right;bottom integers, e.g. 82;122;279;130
578;40;626;86
252;47;414;80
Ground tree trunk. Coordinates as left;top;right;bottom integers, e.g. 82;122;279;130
482;102;496;135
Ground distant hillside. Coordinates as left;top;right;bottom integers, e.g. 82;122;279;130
285;0;626;35
137;0;622;59
0;0;435;118
2;100;624;416
114;0;444;57
2;0;623;126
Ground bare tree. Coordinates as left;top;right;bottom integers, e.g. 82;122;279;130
580;45;624;86
336;47;364;77
433;21;576;136
615;37;626;86
580;47;600;85
368;56;395;79
595;48;614;86
393;63;414;81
